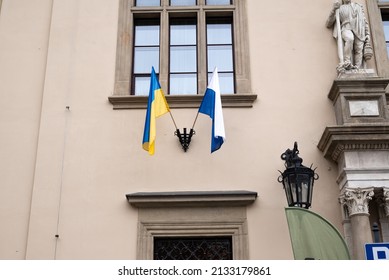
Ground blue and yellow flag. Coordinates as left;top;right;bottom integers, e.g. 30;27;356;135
142;67;170;155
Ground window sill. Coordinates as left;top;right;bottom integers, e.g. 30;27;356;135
108;94;257;109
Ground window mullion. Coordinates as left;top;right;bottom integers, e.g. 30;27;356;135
160;0;169;95
159;10;169;92
198;8;207;94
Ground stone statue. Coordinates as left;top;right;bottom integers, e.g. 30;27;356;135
326;0;373;73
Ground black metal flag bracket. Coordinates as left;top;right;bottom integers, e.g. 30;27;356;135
175;128;195;152
168;108;200;152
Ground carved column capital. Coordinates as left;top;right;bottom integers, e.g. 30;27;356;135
339;188;374;217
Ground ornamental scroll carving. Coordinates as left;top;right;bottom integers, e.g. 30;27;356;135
339;188;374;216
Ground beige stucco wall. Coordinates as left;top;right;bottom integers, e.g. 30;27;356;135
0;0;371;259
0;0;54;259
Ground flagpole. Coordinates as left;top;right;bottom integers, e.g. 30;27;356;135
168;111;178;130
191;111;200;130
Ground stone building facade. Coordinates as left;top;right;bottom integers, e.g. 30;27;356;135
0;0;388;260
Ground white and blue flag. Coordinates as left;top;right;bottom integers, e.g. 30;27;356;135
198;67;225;153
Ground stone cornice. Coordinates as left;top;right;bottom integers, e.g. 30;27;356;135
126;190;258;208
317;124;389;162
108;94;258;109
328;78;389;103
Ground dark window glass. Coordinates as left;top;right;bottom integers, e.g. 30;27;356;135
169;18;197;95
207;17;234;94
133;19;160;95
154;236;233;260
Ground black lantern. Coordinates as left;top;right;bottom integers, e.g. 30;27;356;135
278;142;319;209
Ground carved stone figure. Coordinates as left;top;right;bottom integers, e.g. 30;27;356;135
326;0;373;73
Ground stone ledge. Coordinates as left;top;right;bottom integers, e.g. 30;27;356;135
317;124;389;162
108;94;258;109
328;78;389;103
126;190;258;208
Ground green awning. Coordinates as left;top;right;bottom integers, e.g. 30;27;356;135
285;207;350;260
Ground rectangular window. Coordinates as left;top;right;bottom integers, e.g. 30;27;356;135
207;17;234;94
366;0;389;77
154;236;233;260
169;18;197;95
112;0;255;108
133;19;160;95
135;0;161;6
382;13;389;56
170;0;197;6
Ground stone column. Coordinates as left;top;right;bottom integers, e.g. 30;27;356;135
383;188;389;217
340;188;374;259
379;188;389;242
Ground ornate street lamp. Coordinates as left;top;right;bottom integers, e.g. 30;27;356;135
278;142;319;209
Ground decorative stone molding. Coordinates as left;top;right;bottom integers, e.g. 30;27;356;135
331;143;389;162
317;124;389;162
339;188;374;216
127;190;258;208
126;190;258;260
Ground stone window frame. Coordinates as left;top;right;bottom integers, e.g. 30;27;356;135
366;0;389;77
110;0;256;109
126;190;257;260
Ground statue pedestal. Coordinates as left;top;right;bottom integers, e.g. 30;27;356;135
337;69;376;79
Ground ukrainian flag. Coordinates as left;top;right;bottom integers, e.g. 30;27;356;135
142;67;170;155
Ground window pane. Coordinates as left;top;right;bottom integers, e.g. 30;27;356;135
169;18;197;95
208;72;234;94
206;0;231;5
170;24;196;45
135;25;160;46
134;47;159;73
136;0;160;6
170;0;196;5
170;46;196;72
207;24;232;44
383;21;389;41
207;45;233;72
134;76;151;96
170;74;197;95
